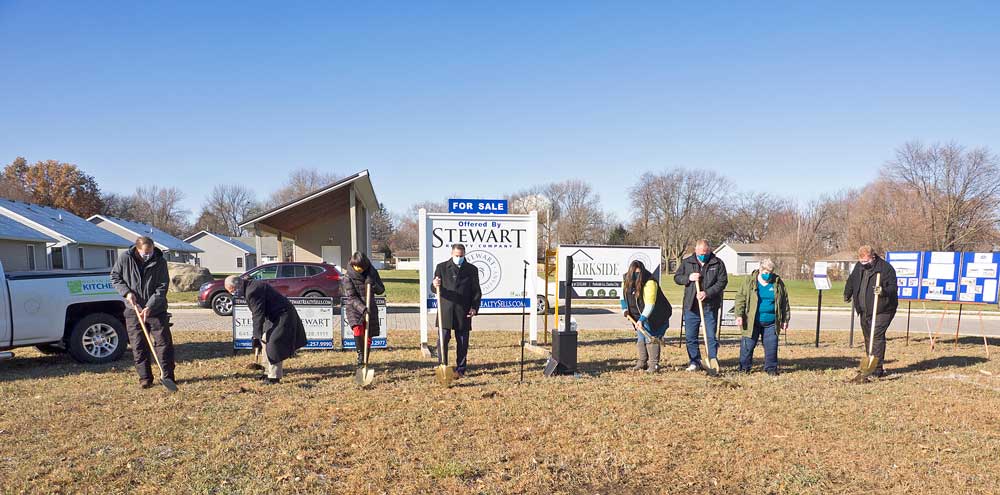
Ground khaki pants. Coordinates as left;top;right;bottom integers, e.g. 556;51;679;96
259;334;283;379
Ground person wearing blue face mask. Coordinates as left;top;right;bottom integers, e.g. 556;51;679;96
734;259;790;375
673;239;728;372
432;243;481;378
620;260;672;373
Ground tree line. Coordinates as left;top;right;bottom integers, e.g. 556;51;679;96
3;141;998;278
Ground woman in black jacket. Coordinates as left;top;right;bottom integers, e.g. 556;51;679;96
342;252;386;366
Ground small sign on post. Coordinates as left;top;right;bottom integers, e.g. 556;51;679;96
813;262;830;348
448;199;508;214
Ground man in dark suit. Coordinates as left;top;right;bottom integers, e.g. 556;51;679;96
433;243;482;378
225;275;308;384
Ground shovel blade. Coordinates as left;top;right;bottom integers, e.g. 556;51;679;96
160;378;178;393
435;365;455;386
355;366;375;387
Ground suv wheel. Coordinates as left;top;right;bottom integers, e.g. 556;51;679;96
67;313;127;364
537;295;549;315
212;292;234;316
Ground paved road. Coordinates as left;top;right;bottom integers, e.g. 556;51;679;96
168;305;1000;339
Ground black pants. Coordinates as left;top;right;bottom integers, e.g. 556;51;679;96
859;310;894;371
125;312;175;382
442;328;470;373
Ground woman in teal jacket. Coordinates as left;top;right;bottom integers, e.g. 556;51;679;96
734;259;790;375
620;260;672;373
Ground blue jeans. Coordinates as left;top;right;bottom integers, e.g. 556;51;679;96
684;308;718;364
739;320;778;372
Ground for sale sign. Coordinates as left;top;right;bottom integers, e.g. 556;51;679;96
232;297;336;349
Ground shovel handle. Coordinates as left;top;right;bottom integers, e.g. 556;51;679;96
436;285;446;366
362;283;371;366
133;305;166;379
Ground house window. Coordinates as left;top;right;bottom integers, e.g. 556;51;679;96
105;249;116;267
51;247;64;269
78;247;85;269
236;257;243;268
27;245;36;270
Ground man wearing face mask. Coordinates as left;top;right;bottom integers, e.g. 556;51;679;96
432;244;481;378
111;236;175;389
673;239;728;372
844;245;898;378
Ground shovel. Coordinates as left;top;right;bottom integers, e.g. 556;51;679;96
133;305;178;392
355;284;375;387
626;315;661;345
248;343;263;370
851;273;882;383
434;285;455;387
695;280;721;375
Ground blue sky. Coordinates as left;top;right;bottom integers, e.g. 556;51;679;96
1;1;997;222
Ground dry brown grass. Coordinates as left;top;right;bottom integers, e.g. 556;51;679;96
1;329;998;494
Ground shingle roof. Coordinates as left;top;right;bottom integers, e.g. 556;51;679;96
0;199;131;247
90;215;202;253
185;231;256;254
0;215;57;243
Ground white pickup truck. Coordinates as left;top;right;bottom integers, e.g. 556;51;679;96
0;261;128;364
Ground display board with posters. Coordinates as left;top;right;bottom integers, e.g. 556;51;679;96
920;251;961;302
885;251;923;300
959;252;1000;304
232;297;336;349
418;210;539;343
556;245;662;300
340;296;389;349
813;261;831;290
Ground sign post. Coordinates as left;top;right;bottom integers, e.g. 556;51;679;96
813;262;830;348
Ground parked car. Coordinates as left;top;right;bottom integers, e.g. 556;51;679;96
199;262;342;316
0;261;128;365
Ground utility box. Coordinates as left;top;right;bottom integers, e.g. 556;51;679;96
549;329;577;375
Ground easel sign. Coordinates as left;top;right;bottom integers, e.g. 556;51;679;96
812;261;831;290
920;251;961;302
959;252;1000;304
886;251;922;300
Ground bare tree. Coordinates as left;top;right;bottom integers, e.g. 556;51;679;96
724;192;793;244
196;184;260;237
882;141;1000;251
268;168;340;206
132;185;190;237
543;180;609;244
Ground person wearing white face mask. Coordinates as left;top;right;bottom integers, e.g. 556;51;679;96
734;259;790;375
110;236;175;389
432;244;481;378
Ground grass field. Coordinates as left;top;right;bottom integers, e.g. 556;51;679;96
1;329;998;494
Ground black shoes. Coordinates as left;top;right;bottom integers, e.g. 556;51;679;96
139;380;154;389
766;369;780;377
259;376;280;385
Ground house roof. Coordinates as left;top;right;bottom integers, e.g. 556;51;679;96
239;170;379;229
0;215;58;243
0;199;131;248
718;242;793;255
184;231;256;254
89;215;202;253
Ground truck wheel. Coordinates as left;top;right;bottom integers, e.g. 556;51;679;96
35;343;67;354
212;292;234;316
68;313;127;364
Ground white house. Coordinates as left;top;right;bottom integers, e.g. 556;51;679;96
0;215;57;271
184;231;257;274
393;250;420;270
822;250;858;279
88;215;203;263
714;242;796;276
0;198;132;270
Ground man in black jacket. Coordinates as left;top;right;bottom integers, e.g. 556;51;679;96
844;245;898;378
110;236;175;389
673;239;729;372
225;275;308;384
432;243;481;378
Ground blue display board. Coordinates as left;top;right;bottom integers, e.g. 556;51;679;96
920;251;962;302
958;252;1000;304
885;251;922;300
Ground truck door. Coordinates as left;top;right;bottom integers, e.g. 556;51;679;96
0;263;11;346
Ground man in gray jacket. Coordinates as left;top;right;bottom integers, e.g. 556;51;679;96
111;236;175;389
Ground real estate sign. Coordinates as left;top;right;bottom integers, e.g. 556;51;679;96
557;245;662;299
340;296;389;349
418;210;539;343
232;296;336;349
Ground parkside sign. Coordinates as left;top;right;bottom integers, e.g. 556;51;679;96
232;297;336;349
558;245;663;299
418;209;539;343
